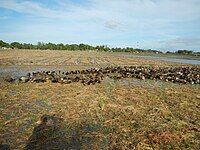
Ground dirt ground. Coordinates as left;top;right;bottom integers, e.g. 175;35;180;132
0;49;180;66
0;50;200;149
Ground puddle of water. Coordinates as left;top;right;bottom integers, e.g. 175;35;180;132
120;54;200;65
0;65;92;78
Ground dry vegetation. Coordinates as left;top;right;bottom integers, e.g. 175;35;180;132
0;50;200;149
0;49;178;67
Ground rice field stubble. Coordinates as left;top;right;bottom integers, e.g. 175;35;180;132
0;50;200;149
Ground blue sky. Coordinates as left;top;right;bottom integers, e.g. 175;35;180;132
0;0;200;51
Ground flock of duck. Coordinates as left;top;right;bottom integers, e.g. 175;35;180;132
6;65;200;85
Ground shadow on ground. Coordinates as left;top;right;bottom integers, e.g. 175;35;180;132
25;114;105;150
0;144;10;150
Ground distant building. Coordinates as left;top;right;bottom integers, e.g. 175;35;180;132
1;47;8;50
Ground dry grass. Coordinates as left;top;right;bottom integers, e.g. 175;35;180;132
0;49;179;67
0;50;200;149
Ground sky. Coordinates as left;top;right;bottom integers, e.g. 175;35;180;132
0;0;200;51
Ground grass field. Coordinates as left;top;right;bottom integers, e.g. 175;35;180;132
0;50;200;149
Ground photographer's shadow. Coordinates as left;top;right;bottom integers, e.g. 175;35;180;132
25;114;81;150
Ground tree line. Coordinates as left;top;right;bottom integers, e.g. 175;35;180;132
0;40;199;55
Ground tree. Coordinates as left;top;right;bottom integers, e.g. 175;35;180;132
37;42;45;49
57;43;65;50
22;43;34;49
0;39;171;54
166;51;173;54
176;50;193;55
11;42;23;49
0;40;10;48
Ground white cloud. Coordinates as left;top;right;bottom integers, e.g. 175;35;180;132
0;0;70;18
0;0;200;50
159;38;200;49
1;0;198;19
105;20;121;29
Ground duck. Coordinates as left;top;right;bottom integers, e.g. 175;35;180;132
19;76;30;83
